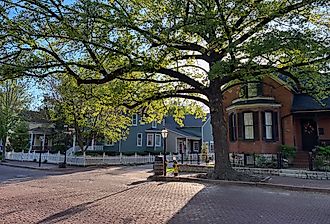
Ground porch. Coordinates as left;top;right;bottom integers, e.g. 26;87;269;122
29;127;54;152
293;111;330;152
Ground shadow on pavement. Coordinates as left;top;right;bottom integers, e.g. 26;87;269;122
0;164;152;185
166;184;330;224
35;184;144;224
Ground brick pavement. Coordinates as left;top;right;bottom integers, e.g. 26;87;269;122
1;166;330;224
0;166;204;224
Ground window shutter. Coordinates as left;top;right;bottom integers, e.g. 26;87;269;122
257;83;263;96
237;113;244;139
253;112;259;140
228;114;234;141
261;112;266;140
233;113;237;141
228;114;233;141
272;112;279;141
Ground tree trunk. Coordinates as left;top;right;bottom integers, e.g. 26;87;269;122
208;82;237;179
1;137;6;161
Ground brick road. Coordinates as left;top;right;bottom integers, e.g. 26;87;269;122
0;165;330;224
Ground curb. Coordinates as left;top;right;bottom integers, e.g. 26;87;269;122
0;162;52;171
148;175;330;194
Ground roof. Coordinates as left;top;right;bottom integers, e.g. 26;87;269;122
165;115;209;138
29;127;55;134
292;94;330;112
22;110;51;123
165;114;209;128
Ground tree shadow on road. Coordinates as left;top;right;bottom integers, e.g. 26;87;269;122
35;184;144;224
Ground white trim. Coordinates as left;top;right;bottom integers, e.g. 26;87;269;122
232;96;275;104
151;121;157;128
137;133;143;147
226;103;281;111
193;141;199;152
209;141;214;153
132;114;138;126
146;133;154;147
167;129;201;140
145;130;162;133
155;134;161;147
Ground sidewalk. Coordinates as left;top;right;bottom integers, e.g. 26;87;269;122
0;160;81;172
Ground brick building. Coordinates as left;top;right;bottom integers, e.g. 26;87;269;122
223;76;330;159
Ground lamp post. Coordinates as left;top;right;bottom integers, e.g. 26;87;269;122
161;129;168;176
63;125;75;168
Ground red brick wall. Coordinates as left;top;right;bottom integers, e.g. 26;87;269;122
318;116;330;140
223;77;295;154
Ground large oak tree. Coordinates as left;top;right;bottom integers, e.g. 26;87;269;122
0;0;329;179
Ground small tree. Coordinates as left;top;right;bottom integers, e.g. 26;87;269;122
8;121;30;152
0;79;30;160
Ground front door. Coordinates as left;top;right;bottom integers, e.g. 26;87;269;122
301;119;318;151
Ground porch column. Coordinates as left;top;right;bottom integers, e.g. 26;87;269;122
42;133;46;151
29;133;34;152
72;134;76;150
185;138;188;154
91;137;95;151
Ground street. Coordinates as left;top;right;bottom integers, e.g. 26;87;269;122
0;165;329;224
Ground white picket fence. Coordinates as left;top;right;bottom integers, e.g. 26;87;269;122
5;151;158;166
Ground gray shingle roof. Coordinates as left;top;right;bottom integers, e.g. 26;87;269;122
292;94;330;112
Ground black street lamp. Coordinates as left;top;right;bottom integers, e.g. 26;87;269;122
62;125;74;168
161;129;168;176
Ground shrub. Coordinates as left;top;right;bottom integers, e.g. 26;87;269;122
280;145;296;159
316;145;330;157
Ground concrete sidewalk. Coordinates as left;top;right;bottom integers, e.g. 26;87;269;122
0;160;80;171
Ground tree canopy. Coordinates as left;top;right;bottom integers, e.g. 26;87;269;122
0;0;329;178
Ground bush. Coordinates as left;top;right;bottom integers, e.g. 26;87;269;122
316;145;330;157
280;145;296;159
314;146;330;171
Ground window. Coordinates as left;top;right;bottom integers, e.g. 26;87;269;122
137;133;142;146
105;140;114;146
151;120;157;128
177;139;184;153
229;113;237;141
240;82;263;98
262;111;278;141
147;134;154;146
247;83;258;97
209;141;214;153
155;134;161;147
132;114;138;126
265;112;273;140
193;141;200;152
243;112;254;139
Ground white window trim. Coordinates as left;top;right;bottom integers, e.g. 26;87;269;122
243;112;254;140
265;112;273;140
132;114;138;126
151;120;157;128
155;134;161;147
193;141;199;152
137;133;143;147
209;141;214;152
147;134;154;147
